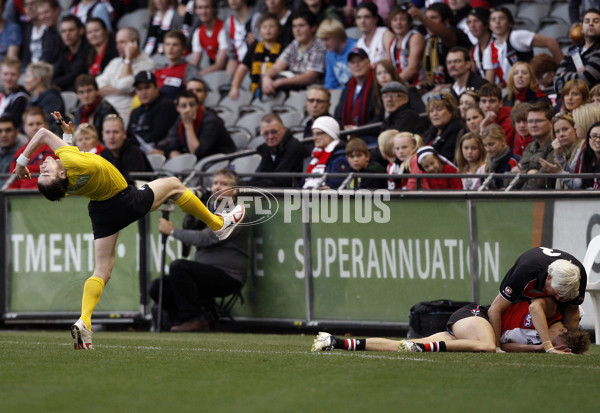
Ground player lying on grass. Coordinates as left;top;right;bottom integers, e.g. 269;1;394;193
311;297;590;354
487;247;586;354
12;114;245;350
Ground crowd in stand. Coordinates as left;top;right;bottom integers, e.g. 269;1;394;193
1;0;600;191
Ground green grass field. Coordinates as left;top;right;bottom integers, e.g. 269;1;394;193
1;330;599;413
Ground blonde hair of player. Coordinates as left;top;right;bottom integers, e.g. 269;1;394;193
548;259;580;301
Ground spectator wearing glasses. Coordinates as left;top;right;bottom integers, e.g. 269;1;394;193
573;120;600;189
510;102;556;190
250;112;309;188
422;91;464;163
303;84;334;141
303;115;350;189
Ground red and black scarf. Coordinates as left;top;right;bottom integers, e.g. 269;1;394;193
341;69;373;126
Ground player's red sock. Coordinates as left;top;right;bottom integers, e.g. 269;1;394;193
415;341;447;352
344;338;366;351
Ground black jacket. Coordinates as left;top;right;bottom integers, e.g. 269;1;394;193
250;130;309;187
449;72;489;101
53;39;92;92
0;86;29;129
422;118;465;163
382;103;430;135
159;108;236;159
127;92;178;146
21;24;62;66
74;98;118;138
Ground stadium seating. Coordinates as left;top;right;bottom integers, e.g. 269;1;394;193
227;129;252;149
159;153;197;177
147;153;166;171
61;91;79;116
345;26;362;40
116;8;151;44
234;112;266;137
202;70;232;93
230;154;262;176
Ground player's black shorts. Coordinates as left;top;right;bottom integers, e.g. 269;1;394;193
446;304;490;334
88;184;155;239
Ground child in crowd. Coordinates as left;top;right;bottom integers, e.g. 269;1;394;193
509;102;532;157
455;132;486;190
74;123;104;154
377;129;401;190
345;138;386;189
464;104;484;135
393;131;427;190
590;84;600;106
458;90;479;121
229;13;282;100
416;146;462;190
478;83;515;150
480;124;520;190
